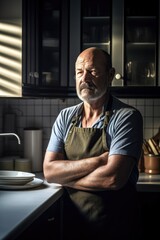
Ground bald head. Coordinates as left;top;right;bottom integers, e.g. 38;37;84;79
76;47;112;71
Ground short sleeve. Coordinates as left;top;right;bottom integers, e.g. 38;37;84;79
108;108;143;161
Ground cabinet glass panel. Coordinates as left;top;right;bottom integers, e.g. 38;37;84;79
41;0;60;86
81;0;111;53
124;0;158;86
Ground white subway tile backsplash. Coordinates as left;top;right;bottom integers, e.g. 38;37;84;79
144;129;153;140
136;99;145;105
42;99;51;105
136;106;145;116
26;105;35;116
51;105;59;116
34;116;43;128
42;105;50;116
153;98;160;105
42;116;51;128
0;97;159;158
26;116;36;127
154;118;160;129
145;106;153;117
17;116;27;128
35;106;43;116
154;106;160;117
34;99;43;105
144;117;154;128
128;99;137;106
145;99;154;105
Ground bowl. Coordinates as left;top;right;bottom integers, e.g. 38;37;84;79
144;154;160;174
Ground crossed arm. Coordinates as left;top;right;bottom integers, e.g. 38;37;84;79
43;151;135;191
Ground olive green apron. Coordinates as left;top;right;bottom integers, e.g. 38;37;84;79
63;105;142;240
64;111;110;223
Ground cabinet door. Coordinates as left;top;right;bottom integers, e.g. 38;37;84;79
138;192;160;239
69;0;160;97
112;0;124;86
16;198;63;240
69;0;112;88
81;0;111;53
23;0;160;98
22;0;69;97
112;0;160;90
124;0;158;87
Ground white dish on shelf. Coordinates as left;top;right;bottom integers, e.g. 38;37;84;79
0;178;43;190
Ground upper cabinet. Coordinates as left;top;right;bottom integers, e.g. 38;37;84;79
81;0;111;52
22;0;160;98
111;0;160;97
22;0;70;97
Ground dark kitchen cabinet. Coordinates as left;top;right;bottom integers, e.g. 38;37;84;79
81;0;111;53
22;0;71;97
16;196;63;240
138;192;160;239
111;0;160;97
22;0;160;98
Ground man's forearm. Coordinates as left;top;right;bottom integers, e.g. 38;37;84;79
63;153;135;191
44;152;107;184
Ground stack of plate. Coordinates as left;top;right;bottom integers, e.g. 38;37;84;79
0;170;43;190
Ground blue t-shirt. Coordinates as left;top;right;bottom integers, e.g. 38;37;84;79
47;96;143;185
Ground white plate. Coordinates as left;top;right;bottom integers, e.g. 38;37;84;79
0;170;35;180
0;178;43;190
0;177;34;185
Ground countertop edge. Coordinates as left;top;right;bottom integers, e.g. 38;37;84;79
9;188;63;240
0;173;63;240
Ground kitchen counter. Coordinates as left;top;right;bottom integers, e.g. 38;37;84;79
0;173;63;240
0;172;160;240
137;172;160;192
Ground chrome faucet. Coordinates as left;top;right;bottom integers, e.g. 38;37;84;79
0;133;21;144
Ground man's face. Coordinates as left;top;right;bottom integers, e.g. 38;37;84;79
75;49;111;103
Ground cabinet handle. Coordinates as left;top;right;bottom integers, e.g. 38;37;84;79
28;72;39;78
34;72;39;78
115;73;123;80
48;217;55;222
29;72;34;78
